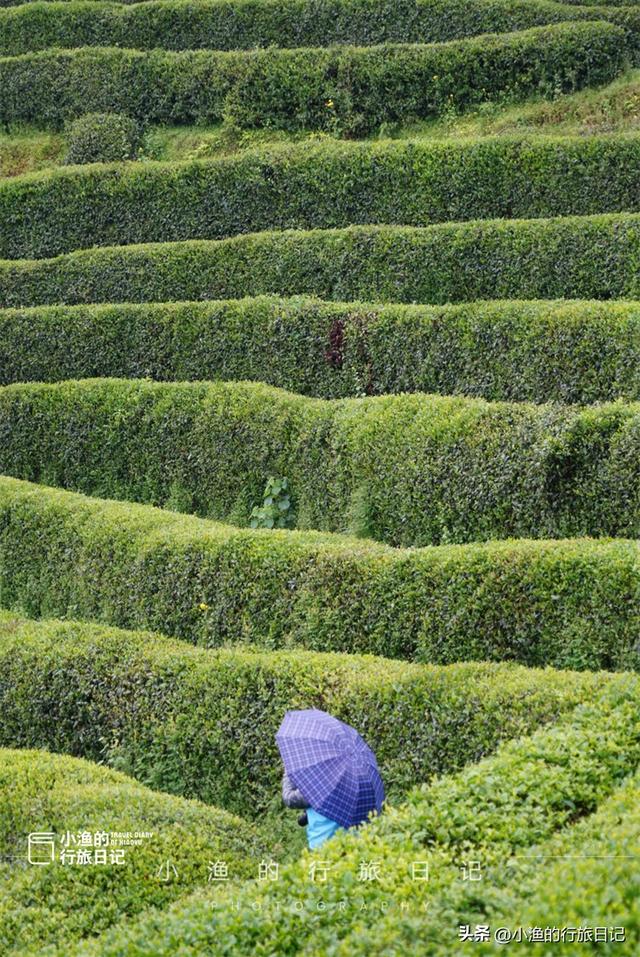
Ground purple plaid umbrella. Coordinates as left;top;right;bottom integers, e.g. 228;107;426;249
276;708;385;829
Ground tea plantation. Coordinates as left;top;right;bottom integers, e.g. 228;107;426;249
1;0;639;953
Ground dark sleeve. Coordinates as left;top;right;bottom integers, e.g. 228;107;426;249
282;771;309;809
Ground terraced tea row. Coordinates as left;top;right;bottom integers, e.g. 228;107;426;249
0;610;603;816
57;675;640;957
431;773;640;955
2;0;637;950
0;23;624;130
0;747;272;955
306;762;640;956
5;215;640;308
4;0;619;6
1;476;637;670
6;134;640;259
562;0;637;5
4;377;640;545
2;0;640;55
5;66;640;180
5;296;640;405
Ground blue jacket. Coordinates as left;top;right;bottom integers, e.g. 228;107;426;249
306;807;343;849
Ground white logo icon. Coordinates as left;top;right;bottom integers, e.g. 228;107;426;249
28;832;55;865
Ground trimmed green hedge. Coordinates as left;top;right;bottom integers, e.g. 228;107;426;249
423;770;640;955
4;376;640;545
312;677;640;957
4;296;640;405
470;777;640;956
4;214;640;309
0;0;639;56
63;111;141;164
0;23;626;131
0;476;638;671
57;675;640;957
560;0;636;5
6;134;640;259
0;747;271;955
0;609;602;818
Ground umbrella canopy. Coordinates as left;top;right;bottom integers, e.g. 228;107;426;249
276;708;385;829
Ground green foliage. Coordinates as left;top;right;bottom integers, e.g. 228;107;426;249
0;0;638;57
475;777;640;955
2;377;640;545
250;476;291;529
0;475;638;672
6;133;640;258
305;677;640;956
0;22;625;131
0;609;602;819
6;213;640;309
420;770;640;955
2;296;640;406
64;112;141;165
0;0;141;5
0;0;635;952
0;747;271;954
50;675;640;957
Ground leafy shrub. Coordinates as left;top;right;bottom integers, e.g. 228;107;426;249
467;773;640;956
2;296;640;406
6;133;640;259
250;476;291;529
418;770;640;955
50;675;640;957
2;377;640;545
0;475;638;672
0;0;639;57
0;747;271;954
4;213;640;309
0;609;602;817
303;677;640;956
0;23;626;132
64;112;141;165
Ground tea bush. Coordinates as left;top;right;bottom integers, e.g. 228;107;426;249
2;377;640;545
0;747;271;954
2;296;640;405
4;214;640;309
5;134;640;259
64;112;141;165
0;23;625;131
0;476;637;671
54;675;640;957
0;610;604;818
0;0;639;56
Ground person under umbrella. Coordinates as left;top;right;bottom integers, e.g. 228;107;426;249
277;708;385;850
